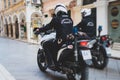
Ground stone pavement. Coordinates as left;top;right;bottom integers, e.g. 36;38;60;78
0;37;120;80
0;50;120;80
89;58;120;80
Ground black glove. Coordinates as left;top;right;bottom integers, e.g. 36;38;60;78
33;28;40;35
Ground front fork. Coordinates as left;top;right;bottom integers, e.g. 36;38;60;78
74;37;78;62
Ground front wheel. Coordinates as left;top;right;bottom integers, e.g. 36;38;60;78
37;49;47;72
66;67;89;80
92;47;109;69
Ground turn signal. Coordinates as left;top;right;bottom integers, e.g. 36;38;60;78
101;36;107;41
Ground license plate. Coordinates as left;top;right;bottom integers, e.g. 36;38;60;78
81;50;92;60
106;47;111;55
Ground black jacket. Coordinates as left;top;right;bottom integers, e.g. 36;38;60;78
76;16;96;37
39;14;73;41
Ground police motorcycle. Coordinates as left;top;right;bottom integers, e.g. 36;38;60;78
35;27;93;80
89;26;112;69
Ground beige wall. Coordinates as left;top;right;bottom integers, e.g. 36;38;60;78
71;6;82;26
43;0;73;12
42;0;96;26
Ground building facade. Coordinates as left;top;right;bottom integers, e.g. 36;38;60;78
0;0;120;43
0;0;42;43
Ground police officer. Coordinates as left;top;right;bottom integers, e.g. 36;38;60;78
34;3;73;68
75;8;96;38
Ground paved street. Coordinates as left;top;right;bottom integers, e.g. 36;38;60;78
0;37;120;80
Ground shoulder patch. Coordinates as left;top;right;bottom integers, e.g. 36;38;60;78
87;22;94;26
61;18;72;24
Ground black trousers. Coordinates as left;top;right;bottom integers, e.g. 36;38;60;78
42;39;61;65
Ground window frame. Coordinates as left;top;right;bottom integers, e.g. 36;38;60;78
4;0;6;8
8;0;11;7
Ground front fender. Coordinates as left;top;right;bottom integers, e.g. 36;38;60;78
102;41;111;57
102;45;111;57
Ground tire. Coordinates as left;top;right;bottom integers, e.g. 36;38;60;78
37;49;47;72
67;73;75;80
81;66;89;80
66;66;89;80
92;46;108;69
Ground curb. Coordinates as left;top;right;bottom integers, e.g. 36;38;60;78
110;56;120;60
0;37;39;45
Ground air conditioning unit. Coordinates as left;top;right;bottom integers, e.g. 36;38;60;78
32;0;41;5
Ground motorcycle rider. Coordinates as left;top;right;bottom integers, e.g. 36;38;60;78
33;3;74;68
75;8;96;38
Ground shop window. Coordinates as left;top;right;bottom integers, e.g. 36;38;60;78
83;0;96;5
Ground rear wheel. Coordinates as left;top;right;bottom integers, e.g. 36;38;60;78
92;46;108;69
37;49;47;72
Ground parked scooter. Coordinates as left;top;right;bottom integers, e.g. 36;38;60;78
35;28;92;80
90;26;113;69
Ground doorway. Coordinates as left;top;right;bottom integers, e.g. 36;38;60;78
15;19;19;39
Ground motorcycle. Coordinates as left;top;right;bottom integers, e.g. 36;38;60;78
90;26;113;69
36;28;92;80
